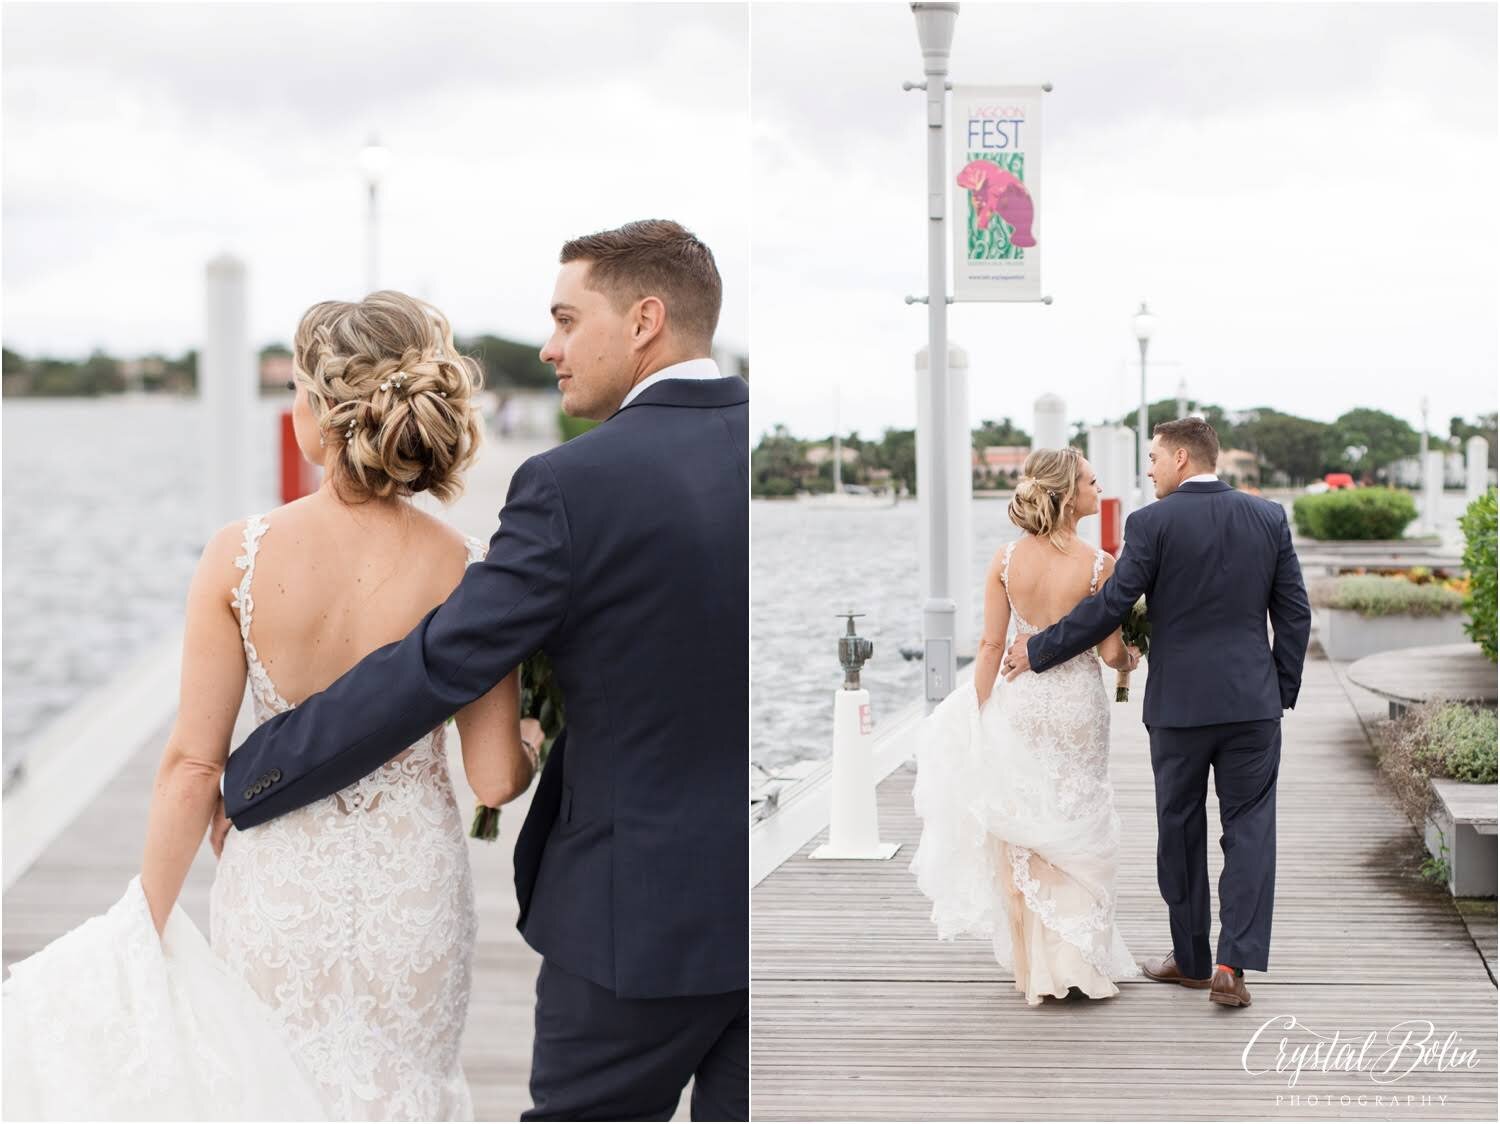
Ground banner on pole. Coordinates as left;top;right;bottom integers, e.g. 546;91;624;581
951;85;1043;302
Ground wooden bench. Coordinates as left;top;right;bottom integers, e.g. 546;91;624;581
1427;778;1498;897
1346;642;1498;719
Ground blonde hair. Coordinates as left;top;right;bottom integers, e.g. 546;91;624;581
292;291;483;504
1008;446;1083;552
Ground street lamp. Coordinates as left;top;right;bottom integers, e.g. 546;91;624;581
1133;301;1156;505
911;2;960;708
359;137;392;294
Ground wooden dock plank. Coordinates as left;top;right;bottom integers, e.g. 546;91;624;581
751;654;1499;1120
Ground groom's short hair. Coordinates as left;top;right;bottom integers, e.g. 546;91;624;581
1154;417;1220;471
560;220;722;349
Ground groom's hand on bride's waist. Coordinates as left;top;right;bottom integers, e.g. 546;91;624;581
1000;636;1032;681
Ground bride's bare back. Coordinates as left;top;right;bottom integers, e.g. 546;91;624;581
245;493;474;706
974;532;1130;705
1001;535;1110;633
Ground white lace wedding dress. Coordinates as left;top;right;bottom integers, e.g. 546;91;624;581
3;514;487;1121
910;540;1140;1005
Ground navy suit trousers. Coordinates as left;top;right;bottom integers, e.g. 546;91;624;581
1147;719;1281;978
522;958;748;1121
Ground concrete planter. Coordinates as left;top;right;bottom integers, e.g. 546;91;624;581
1319;608;1469;661
1424;778;1498;897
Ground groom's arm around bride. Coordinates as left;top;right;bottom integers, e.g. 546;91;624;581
221;219;749;1120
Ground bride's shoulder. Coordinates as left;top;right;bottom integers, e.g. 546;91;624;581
989;537;1020;577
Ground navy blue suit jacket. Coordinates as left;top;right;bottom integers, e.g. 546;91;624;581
1025;480;1311;728
223;375;749;999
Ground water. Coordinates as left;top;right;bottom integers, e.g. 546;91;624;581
2;397;281;781
751;497;1020;773
750;489;1476;775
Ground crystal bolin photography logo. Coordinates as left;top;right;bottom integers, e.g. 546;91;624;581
1242;1015;1482;1089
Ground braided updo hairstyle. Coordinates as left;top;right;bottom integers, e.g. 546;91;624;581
1008;446;1083;552
292;291;483;504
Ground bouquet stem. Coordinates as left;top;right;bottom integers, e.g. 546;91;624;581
470;805;500;841
1115;668;1131;702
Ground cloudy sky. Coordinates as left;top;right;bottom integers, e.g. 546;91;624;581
3;2;749;358
751;0;1498;442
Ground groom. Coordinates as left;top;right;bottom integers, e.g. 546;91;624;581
219;220;748;1118
1002;418;1310;1009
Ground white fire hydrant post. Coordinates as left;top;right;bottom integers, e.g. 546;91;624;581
812;613;900;861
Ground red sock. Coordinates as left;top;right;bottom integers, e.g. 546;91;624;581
1216;962;1243;977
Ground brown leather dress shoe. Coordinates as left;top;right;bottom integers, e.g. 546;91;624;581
1140;951;1212;989
1210;967;1252;1007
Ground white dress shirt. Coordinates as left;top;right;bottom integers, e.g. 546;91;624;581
619;357;723;410
1183;472;1220;485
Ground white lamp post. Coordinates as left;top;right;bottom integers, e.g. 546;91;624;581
359;137;392;294
1133;301;1156;505
911;2;959;708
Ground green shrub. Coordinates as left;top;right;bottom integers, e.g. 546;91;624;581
1292;488;1418;540
1460;488;1497;662
1324;576;1465;618
1427;702;1499;783
1377;701;1499;826
558;411;599;442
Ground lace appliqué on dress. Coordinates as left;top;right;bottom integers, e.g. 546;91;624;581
911;538;1139;1005
212;515;481;1120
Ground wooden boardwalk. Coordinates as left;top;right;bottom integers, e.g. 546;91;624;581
752;652;1499;1120
3;432;691;1122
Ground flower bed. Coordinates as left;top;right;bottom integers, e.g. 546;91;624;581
1312;575;1469;659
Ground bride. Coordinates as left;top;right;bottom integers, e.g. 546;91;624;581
910;445;1143;1006
3;291;540;1120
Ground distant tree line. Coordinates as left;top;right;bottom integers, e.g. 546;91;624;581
753;402;1497;498
2;332;556;398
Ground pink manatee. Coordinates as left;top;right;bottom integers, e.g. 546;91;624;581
955;159;1036;248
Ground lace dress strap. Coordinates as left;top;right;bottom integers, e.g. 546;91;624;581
1089;547;1107;594
1001;540;1017;589
229;514;269;647
464;534;487;566
229;514;290;714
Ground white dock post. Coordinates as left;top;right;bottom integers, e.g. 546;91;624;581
916;344;974;661
202;254;256;539
1421;449;1444;536
1032;392;1067;451
948;346;973;659
812;614;900;861
1466;437;1490;503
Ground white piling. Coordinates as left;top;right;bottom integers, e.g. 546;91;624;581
1422;449;1445;536
202;254;256;540
1032;392;1067;451
1087;424;1136;548
1467;437;1490;503
916;344;974;660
